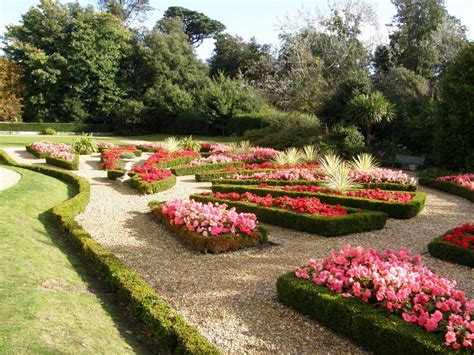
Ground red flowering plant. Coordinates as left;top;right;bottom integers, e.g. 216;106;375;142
213;191;347;217
443;224;474;250
295;245;474;350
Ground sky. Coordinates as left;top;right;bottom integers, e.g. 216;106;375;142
1;0;473;60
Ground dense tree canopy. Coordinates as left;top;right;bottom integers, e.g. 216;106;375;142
98;0;153;25
0;57;24;122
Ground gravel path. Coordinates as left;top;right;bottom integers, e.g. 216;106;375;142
0;166;22;191
5;147;474;354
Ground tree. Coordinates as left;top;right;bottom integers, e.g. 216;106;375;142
348;91;394;146
98;0;153;25
433;43;474;170
0;57;24;121
162;6;225;46
3;0;131;123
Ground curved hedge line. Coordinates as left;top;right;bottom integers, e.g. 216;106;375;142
130;174;176;195
277;273;460;354
195;169;275;182
171;162;244;176
45;154;79;170
150;201;269;253
428;234;474;268
211;178;417;191
211;184;426;219
154;156;197;169
190;193;387;237
419;177;474;202
0;149;219;354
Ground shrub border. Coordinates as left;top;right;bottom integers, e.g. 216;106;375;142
45;153;80;170
190;193;387;237
419;177;474;202
171;162;244;176
195;168;275;182
150;201;269;253
276;272;459;354
428;233;474;268
153;156;198;169
0;149;219;354
129;174;176;195
212;184;426;219
211;178;417;191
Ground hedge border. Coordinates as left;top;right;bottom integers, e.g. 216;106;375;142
276;273;460;355
195;168;275;182
45;153;80;171
419;177;474;202
154;156;198;169
190;193;387;237
0;122;113;133
150;201;269;253
107;169;126;179
211;178;417;191
171;162;244;176
212;184;426;219
130;174;176;195
428;233;474;268
0;149;219;354
25;144;49;158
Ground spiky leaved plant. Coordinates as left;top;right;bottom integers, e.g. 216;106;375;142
271;151;289;165
162;137;181;152
349;153;380;172
301;145;320;163
71;134;98;155
284;147;303;165
179;136;200;152
238;140;253;154
321;162;362;192
318;152;344;178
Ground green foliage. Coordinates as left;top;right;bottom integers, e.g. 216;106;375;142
179;136;201;152
3;0;132;123
428;234;474;268
192;193;387;237
433;43;474;170
0;57;24;122
114;99;145;134
276;273;458;354
98;0;153;25
45;154;79;170
0;122;113;132
41;127;56;135
130;174;176;194
349;153;380;173
326;125;365;158
418;177;474;202
119;151;135;159
171;161;244;176
71;135;98;155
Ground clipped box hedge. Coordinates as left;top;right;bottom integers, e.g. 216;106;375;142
419;177;474;202
130;174;176;195
212;184;426;219
428;234;474;268
150;201;268;253
107;169;125;179
45;153;80;171
0;149;218;354
277;273;460;355
154;156;197;169
171;162;244;176
25;144;49;158
0;122;113;133
212;178;417;191
195;169;276;182
191;193;387;237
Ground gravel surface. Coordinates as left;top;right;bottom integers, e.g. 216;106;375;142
0;166;22;191
5;147;474;354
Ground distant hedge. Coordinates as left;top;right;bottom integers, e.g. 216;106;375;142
0;122;113;133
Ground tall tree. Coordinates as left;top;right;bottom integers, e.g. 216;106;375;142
98;0;153;25
0;57;24;122
162;6;225;46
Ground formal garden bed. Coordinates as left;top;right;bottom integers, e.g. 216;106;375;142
428;224;474;267
26;141;79;170
419;174;474;202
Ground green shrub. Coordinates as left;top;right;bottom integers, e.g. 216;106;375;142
0;122;112;133
191;193;387;237
171;162;244;176
45;154;79;170
327;125;365;158
212;184;426;219
41;127;56;135
277;273;458;354
428;233;474;268
0;149;218;354
244;126;324;150
419;177;474;202
71;135;98;155
107;169;125;180
119;151;135;159
129;175;176;194
195;168;275;182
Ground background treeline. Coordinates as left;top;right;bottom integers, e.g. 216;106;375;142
1;0;472;170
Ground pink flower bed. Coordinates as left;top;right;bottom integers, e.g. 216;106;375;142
200;143;231;154
189;154;235;166
295;245;474;350
438;174;474;191
97;142;116;149
231;168;323;181
349;168;416;185
30;141;75;161
160;198;259;237
236;147;279;162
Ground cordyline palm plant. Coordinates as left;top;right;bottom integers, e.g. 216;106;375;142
285;147;303;165
229;140;253;155
348;90;394;146
350;153;380;172
272;151;289;165
179;136;200;152
162;137;181;152
318;152;344;178
300;145;320;163
321;162;361;192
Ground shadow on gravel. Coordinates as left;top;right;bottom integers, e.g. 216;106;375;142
90;176;140;196
13;149;40;160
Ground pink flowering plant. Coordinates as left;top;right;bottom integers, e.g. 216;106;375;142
232;168;323;181
235;147;280;162
438;174;474;191
295;245;474;350
189;154;235;166
349;168;416;186
30;141;75;161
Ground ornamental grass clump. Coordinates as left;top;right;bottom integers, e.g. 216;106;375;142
179;136;200;152
350;153;380;173
301;145;320;163
320;162;361;193
71;134;97;155
295;245;474;350
162;137;181;152
318;153;344;178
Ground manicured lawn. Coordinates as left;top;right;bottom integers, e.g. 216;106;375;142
0;166;148;353
0;135;125;147
124;133;237;143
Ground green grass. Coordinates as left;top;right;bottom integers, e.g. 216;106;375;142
0;166;149;353
124;133;237;143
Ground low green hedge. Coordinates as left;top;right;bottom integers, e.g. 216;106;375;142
428;234;474;268
107;169;125;179
99;148;143;157
277;273;460;354
419;177;474;202
25;144;49;158
191;193;387;237
130;174;176;194
212;184;426;219
154;156;197;169
171;162;244;176
45;154;79;171
0;122;113;133
0;149;218;354
195;169;275;182
150;201;268;253
212;178;417;191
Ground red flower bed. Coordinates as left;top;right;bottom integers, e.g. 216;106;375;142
137;168;173;183
100;146;140;170
212;191;347;216
260;184;414;204
443;224;474;250
134;149;199;171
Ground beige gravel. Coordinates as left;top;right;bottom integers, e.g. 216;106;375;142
5;147;474;354
0;166;22;191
